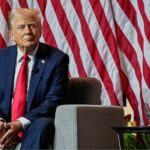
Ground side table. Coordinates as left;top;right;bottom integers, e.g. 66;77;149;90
112;126;150;150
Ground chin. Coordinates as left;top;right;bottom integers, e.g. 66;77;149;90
24;44;37;51
25;42;37;47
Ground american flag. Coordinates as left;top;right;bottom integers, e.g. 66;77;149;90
0;0;150;125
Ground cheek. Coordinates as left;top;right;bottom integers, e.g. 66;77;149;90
12;34;23;43
34;32;41;40
33;29;41;36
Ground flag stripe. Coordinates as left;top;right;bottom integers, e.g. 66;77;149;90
114;0;149;124
0;33;6;47
46;0;79;77
0;0;10;23
87;0;121;105
115;20;149;125
71;0;119;105
121;71;140;125
93;0;124;104
51;0;87;77
37;0;57;47
117;0;150;90
138;0;150;43
18;0;28;8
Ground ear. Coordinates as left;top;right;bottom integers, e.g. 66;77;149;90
9;30;15;41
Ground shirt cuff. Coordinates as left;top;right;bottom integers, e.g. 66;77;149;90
0;118;6;122
17;117;31;129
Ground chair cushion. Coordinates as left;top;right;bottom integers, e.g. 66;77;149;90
54;105;124;149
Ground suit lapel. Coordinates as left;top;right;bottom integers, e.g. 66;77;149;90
4;46;17;112
27;44;48;111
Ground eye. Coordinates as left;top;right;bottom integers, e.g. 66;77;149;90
29;24;36;29
17;25;25;30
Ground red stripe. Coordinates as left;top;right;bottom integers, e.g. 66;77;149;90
118;0;144;50
72;0;119;105
118;0;150;90
143;60;150;89
38;0;71;75
138;0;150;43
0;0;11;23
51;0;87;77
121;71;140;125
37;0;47;16
90;0;126;105
115;17;142;86
117;0;149;124
43;19;58;47
0;33;6;48
115;23;149;124
137;0;150;89
37;0;57;47
18;0;28;8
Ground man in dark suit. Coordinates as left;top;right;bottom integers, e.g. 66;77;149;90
0;8;69;149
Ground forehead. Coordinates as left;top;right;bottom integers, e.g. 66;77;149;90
14;15;37;24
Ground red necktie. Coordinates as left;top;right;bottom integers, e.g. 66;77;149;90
11;55;29;138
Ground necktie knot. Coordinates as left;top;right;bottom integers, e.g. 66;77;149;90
22;55;29;63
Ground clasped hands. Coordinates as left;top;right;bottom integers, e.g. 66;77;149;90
0;120;23;149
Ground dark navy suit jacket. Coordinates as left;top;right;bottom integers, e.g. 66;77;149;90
0;42;69;123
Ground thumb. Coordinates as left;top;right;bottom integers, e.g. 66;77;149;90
4;122;11;129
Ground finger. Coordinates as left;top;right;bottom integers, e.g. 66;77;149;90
11;137;20;146
1;135;14;149
4;122;11;129
0;129;13;144
3;122;7;129
0;122;9;131
2;135;20;150
0;122;4;130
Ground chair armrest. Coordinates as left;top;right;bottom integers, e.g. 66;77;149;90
54;105;124;150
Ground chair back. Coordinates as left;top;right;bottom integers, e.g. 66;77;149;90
68;77;101;105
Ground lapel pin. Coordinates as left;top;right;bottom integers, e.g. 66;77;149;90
41;60;45;64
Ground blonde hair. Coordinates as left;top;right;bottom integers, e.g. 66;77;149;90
8;8;41;30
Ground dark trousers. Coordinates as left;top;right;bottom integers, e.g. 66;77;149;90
20;118;54;150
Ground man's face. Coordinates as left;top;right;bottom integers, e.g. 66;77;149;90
10;15;41;53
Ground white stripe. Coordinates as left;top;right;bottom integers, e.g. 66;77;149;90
0;9;11;46
46;0;79;77
114;0;150;117
30;0;44;22
81;0;123;105
100;0;116;36
12;0;21;8
112;0;143;69
60;0;112;105
118;49;144;125
7;0;12;8
142;0;150;22
142;77;150;106
26;0;33;8
30;1;45;43
130;1;150;112
61;0;111;104
60;0;102;78
131;0;150;67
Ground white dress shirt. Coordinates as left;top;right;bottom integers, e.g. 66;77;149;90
13;46;38;129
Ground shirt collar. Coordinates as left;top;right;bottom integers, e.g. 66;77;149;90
17;45;39;62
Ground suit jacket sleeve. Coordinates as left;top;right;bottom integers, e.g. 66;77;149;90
24;53;69;122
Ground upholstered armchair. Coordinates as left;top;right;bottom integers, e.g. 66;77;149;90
54;77;124;149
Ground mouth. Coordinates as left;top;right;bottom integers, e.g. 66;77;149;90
24;38;34;41
24;35;34;40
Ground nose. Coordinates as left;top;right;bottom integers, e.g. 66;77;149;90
24;25;31;34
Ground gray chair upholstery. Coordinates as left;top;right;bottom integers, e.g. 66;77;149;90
54;77;124;149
